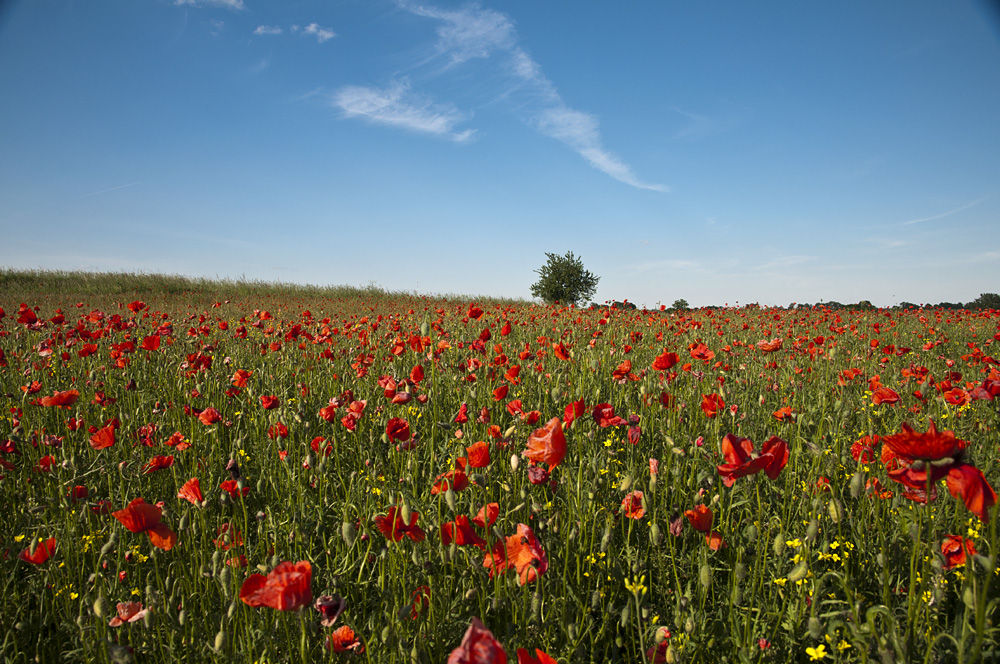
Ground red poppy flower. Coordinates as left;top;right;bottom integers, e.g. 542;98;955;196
314;594;346;627
466;441;490;468
431;469;469;494
448;617;507;664
89;424;115;450
621;491;645;519
40;390;79;408
441;515;487;549
19;537;56;564
592;403;626;427
716;434;789;487
198;408;222;425
220;480;249;500
684;504;713;532
409;585;430;619
239;560;312;611
483;524;548;585
213;523;244;551
871;387;901;406
851;436;879;463
473;503;499;528
140;335;161;351
108;601;148;627
516;648;557;664
705;531;726;551
386;417;411;443
375;506;425;542
941;535;977;570
700;393;725;419
652;350;679;371
612;360;633;383
141;455;174;475
756;338;783;353
522;417;566;469
563;399;586;425
260;395;280;410
231;369;252;387
177;478;203;505
552;343;570;361
881;420;997;521
689;343;715;362
772;406;795;422
326;625;364;652
112;498;177;550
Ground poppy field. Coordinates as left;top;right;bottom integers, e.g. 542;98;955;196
1;271;999;663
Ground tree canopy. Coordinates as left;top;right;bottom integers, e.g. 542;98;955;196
530;252;599;306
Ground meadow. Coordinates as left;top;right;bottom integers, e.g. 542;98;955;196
1;270;998;663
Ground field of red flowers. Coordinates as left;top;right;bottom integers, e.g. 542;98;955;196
1;272;998;663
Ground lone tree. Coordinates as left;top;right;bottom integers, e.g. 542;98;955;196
530;251;599;306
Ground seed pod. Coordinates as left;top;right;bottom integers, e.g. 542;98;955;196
531;592;541;621
178;610;186;626
805;519;819;542
773;533;786;557
590;590;601;611
788;560;809;582
93;596;109;618
400;503;412;524
600;523;612;553
227;601;237;619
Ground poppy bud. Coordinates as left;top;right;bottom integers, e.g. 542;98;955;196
219;567;231;598
744;524;757;543
445;488;457;512
805;519;819;542
808;616;822;639
420;322;430;336
227;601;237;619
213;629;226;652
773;534;786;557
143;610;152;629
735;562;747;582
510;455;519;472
531;591;541;621
600;524;612;554
684;617;695;633
178;514;188;532
650;523;661;544
850;470;864;498
93;596;108;618
828;499;843;523
619;603;630;627
178;610;186;626
649;474;658;493
699;563;711;589
788;560;809;582
591;590;601;611
619;475;632;492
400;503;412;524
963;587;975;609
973;554;994;573
504;425;516;438
342;521;357;547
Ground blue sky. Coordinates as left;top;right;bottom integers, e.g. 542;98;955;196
1;0;999;307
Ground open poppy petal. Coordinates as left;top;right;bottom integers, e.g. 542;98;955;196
946;463;998;523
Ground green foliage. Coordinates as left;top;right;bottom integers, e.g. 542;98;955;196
969;293;1000;310
529;251;599;306
670;298;689;311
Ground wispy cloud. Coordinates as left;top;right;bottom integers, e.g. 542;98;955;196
175;0;245;10
253;25;283;36
332;80;474;142
332;1;666;191
755;255;816;270
300;23;336;43
900;196;991;226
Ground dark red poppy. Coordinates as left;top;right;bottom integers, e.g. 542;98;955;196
375;506;425;542
493;385;509;401
522;417;566;469
851;436;879;463
240;560;312;611
871;387;901;406
386;418;411;443
621;491;645;519
448;617;507;664
40;390;79;408
592;403;626;428
221;480;249;500
483;524;547;585
716;434;789;487
563;399;586;425
140;335;161;351
314;594;346;627
941;535;977;570
112;498;177;550
19;537;56;564
409;585;430;619
231;369;252;387
260;395;280;410
700;393;725;419
431;469;469;494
